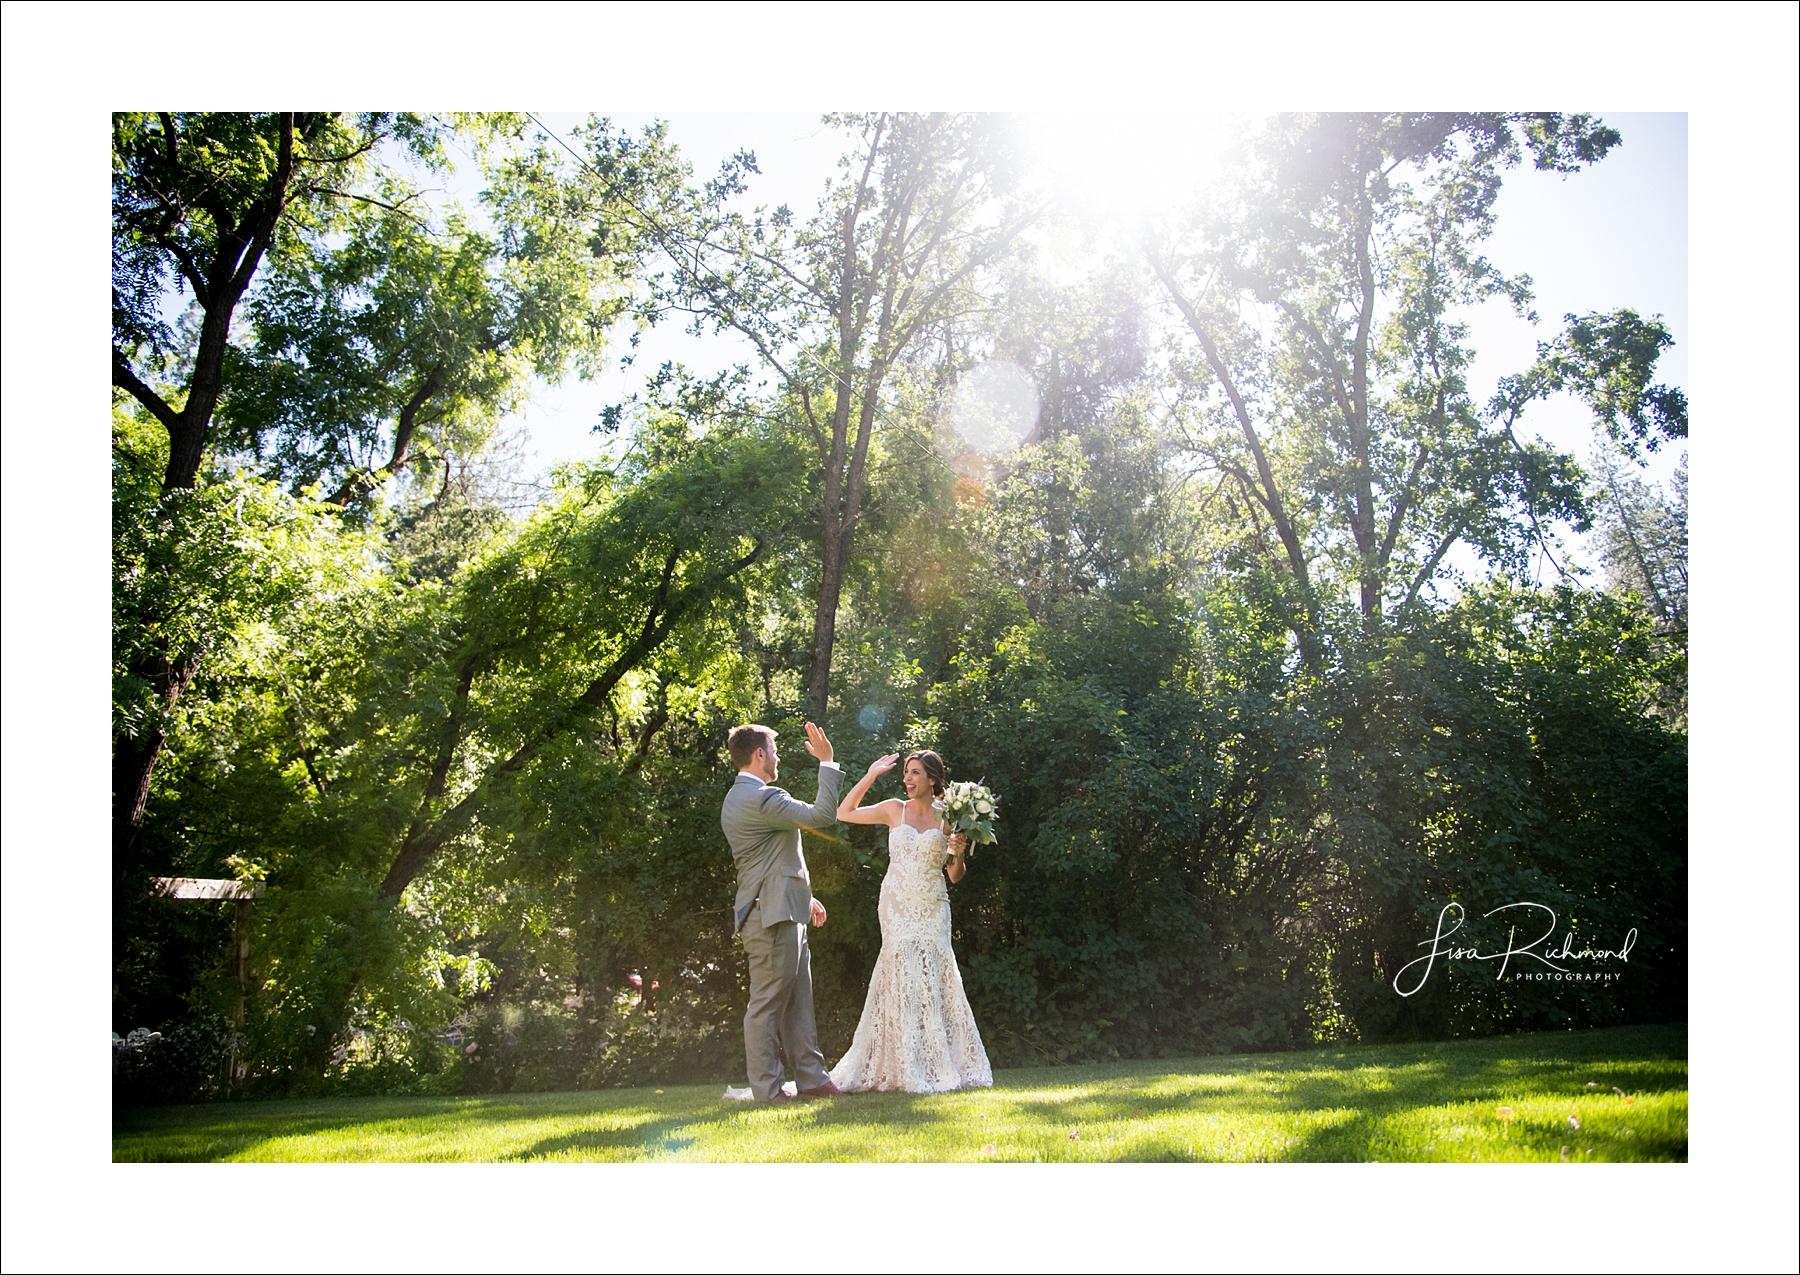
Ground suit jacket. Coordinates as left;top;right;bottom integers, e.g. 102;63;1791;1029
722;763;843;934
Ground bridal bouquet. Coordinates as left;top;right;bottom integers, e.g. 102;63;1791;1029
934;780;999;859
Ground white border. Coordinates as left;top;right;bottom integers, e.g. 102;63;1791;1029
3;3;1794;1271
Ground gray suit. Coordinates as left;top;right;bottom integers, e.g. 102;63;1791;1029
721;763;842;1100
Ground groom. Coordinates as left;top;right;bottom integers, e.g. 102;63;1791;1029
721;721;847;1102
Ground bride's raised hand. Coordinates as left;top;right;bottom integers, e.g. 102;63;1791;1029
865;752;900;778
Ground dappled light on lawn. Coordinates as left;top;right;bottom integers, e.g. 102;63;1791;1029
115;1023;1685;1164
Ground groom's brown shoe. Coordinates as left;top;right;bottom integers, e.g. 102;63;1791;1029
761;1090;796;1105
797;1079;846;1098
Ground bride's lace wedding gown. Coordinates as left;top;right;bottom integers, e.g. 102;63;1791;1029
829;821;992;1093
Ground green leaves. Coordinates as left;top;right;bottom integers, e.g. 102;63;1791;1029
1156;113;1657;636
219;118;674;501
1495;310;1688;460
112;112;1686;1099
112;112;442;371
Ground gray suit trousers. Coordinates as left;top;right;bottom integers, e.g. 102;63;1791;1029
739;902;829;1100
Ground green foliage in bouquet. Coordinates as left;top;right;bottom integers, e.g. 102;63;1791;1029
934;780;999;856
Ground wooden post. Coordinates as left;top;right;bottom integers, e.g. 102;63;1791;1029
151;878;265;1093
231;898;253;1086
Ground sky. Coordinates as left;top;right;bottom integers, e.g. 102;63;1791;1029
496;112;1687;578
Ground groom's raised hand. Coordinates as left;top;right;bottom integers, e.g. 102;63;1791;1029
803;721;834;764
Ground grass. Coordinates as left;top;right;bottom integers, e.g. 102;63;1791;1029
113;1022;1685;1163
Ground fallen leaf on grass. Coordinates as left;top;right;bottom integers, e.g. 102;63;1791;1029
654;1089;664;1095
1612;1086;1625;1096
1496;1106;1515;1121
982;1143;996;1155
1069;1129;1080;1140
1567;1115;1581;1130
1228;1131;1236;1140
1586;1082;1598;1089
1625;1098;1635;1106
1559;1145;1570;1162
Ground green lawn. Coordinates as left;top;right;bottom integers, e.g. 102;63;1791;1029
114;1022;1685;1163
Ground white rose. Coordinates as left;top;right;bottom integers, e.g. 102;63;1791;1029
975;799;992;814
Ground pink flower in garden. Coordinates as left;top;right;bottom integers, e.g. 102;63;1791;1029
465;1043;479;1054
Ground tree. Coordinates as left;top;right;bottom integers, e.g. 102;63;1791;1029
634;112;1040;715
111;112;442;871
219;121;672;506
360;414;803;899
1146;113;1683;660
112;114;669;875
113;113;444;492
978;261;1162;606
1591;447;1687;632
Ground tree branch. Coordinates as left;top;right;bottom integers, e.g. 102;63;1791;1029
1379;439;1432;571
376;538;765;897
1149;252;1320;655
1402;512;1469;611
112;351;183;434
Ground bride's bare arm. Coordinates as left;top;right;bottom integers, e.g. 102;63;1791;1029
837;754;901;824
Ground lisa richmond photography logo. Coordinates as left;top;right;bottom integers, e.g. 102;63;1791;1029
1394;903;1639;997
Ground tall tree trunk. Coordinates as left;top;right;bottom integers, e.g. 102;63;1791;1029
807;530;849;719
806;367;881;720
1150;255;1322;666
112;653;200;882
111;113;310;866
112;734;163;881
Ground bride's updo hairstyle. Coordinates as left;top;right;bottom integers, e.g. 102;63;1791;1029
903;749;948;797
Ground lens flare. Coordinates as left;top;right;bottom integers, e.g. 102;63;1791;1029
857;705;887;732
950;361;1039;455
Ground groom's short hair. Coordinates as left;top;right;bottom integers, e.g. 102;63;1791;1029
728;724;777;769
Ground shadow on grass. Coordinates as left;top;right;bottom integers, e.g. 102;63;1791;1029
506;1114;705;1161
113;1024;1687;1163
112;1092;719;1163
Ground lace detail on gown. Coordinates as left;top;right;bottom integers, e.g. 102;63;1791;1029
829;822;993;1093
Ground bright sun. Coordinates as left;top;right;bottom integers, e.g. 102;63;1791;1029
1026;112;1243;223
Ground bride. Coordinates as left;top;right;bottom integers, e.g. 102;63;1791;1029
829;750;993;1093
